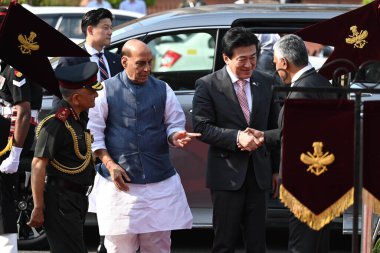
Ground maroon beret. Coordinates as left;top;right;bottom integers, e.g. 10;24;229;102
55;62;103;91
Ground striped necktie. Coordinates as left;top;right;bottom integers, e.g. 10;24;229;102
96;52;109;81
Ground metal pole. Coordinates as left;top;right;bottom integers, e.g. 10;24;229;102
373;218;380;245
352;92;362;253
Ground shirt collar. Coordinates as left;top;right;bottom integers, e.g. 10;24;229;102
58;99;88;122
226;65;250;85
291;64;313;87
85;43;104;56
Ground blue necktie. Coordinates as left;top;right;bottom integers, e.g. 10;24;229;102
96;53;109;81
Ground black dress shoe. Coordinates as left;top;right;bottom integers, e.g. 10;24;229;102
97;236;107;253
97;243;107;253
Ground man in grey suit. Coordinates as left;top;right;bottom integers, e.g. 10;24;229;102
192;27;280;253
265;34;336;253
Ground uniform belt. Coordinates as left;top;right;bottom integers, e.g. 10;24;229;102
45;176;92;196
0;106;12;116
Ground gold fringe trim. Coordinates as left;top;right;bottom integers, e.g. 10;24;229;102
280;184;354;231
0;137;13;157
362;188;380;216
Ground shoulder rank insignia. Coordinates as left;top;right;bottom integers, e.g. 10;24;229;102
345;25;368;49
55;107;71;122
14;70;23;78
18;31;40;55
300;142;335;176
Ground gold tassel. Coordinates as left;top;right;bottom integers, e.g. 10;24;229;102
280;184;354;231
0;137;13;157
363;188;380;216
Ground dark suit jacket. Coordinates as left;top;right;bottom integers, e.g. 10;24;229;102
192;67;280;191
57;51;123;77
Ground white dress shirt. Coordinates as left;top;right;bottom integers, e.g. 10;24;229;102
85;44;111;82
291;64;313;87
226;65;253;112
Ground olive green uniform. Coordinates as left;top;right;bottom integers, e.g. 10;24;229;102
34;99;95;253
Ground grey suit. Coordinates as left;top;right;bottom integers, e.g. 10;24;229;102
192;67;280;252
266;67;336;253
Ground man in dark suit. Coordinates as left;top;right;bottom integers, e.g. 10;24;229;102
265;34;336;253
53;8;123;108
58;8;122;76
192;27;280;253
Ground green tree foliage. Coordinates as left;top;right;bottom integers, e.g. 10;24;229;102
108;0;120;8
373;237;380;253
145;0;156;7
2;0;80;6
2;0;155;8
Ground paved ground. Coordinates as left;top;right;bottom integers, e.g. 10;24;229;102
18;227;352;252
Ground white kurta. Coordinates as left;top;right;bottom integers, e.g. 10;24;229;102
89;173;192;235
87;80;192;235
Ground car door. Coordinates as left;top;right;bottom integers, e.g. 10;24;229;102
144;29;219;209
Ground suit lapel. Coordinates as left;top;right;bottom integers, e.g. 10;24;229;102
217;67;248;125
250;74;261;125
104;51;116;76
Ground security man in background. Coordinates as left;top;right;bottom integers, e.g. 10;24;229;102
27;62;102;253
0;6;43;252
52;8;123;111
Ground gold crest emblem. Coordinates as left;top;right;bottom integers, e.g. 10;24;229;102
18;31;40;55
300;142;335;176
345;25;368;49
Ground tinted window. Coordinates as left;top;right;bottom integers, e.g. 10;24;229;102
253;32;332;76
113;16;136;27
59;15;85;40
37;14;59;27
146;31;217;90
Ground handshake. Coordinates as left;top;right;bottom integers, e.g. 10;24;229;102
237;128;264;152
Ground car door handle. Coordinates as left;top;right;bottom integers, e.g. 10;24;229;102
350;93;372;98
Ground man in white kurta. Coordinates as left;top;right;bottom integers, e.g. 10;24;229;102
87;39;200;253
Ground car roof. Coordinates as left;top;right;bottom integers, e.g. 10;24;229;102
22;4;143;18
112;3;359;42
